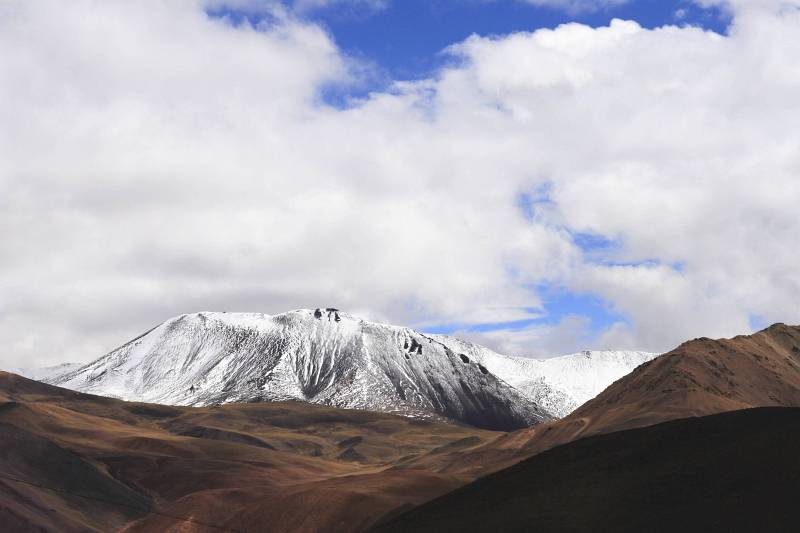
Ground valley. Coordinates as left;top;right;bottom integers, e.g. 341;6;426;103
3;319;799;532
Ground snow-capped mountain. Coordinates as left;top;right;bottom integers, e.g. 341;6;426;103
8;362;82;382
515;349;660;415
22;309;658;427
33;310;551;430
437;336;658;417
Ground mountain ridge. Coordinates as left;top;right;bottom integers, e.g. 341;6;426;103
4;322;798;532
411;322;800;476
19;309;657;429
30;310;545;431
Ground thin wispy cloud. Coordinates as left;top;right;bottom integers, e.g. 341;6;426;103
293;0;389;11
519;0;630;13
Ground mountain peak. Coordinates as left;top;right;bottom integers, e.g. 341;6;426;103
22;310;659;429
39;310;551;430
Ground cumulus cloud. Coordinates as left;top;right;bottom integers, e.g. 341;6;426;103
1;0;800;367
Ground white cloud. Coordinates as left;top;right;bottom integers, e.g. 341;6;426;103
518;0;629;14
453;315;596;357
1;0;800;367
292;0;388;12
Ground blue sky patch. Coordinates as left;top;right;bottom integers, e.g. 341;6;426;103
572;231;617;253
206;1;732;107
748;313;770;332
424;285;626;338
301;0;731;82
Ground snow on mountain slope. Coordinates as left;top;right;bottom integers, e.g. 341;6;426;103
19;310;657;424
9;362;82;382
523;350;659;413
432;336;658;418
35;310;551;431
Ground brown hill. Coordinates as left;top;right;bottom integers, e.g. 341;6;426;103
0;371;498;532
376;325;800;531
5;323;800;532
570;322;800;428
374;407;800;533
405;323;800;475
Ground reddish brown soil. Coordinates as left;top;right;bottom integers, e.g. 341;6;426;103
408;323;800;476
4;323;800;532
375;407;800;533
0;372;497;533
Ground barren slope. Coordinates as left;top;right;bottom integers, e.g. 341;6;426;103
0;372;498;533
534;322;800;451
375;407;800;533
409;323;800;474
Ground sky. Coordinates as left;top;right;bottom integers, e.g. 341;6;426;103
1;0;799;367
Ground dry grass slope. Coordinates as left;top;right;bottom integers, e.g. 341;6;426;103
0;372;499;533
400;323;800;476
4;323;799;532
374;407;800;533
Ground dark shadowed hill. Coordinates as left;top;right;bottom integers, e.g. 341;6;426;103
568;323;800;430
374;407;800;533
407;323;800;475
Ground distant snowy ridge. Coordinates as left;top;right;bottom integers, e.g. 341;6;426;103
9;362;82;382
16;310;658;425
431;336;657;418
